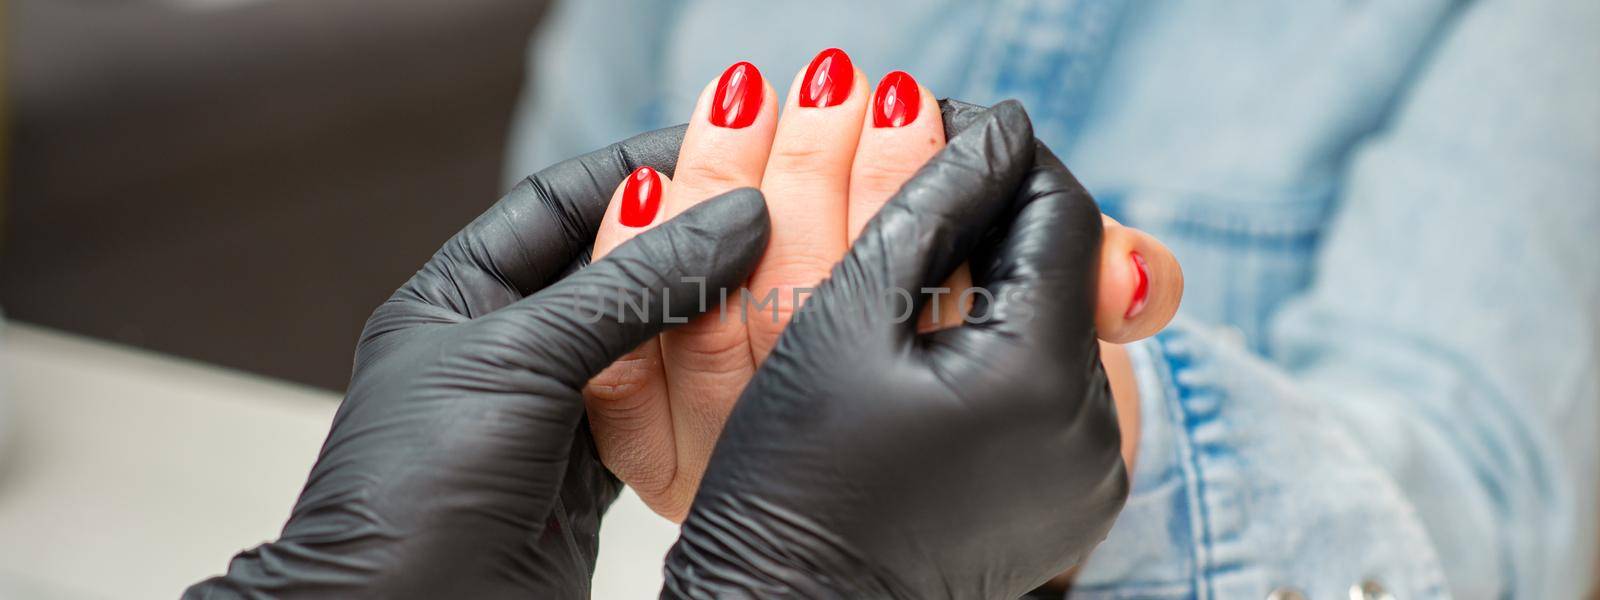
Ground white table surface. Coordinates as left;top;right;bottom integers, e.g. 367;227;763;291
0;322;677;599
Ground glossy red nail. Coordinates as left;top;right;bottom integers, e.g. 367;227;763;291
799;48;854;108
872;71;920;127
619;166;662;227
710;61;763;128
1126;252;1150;319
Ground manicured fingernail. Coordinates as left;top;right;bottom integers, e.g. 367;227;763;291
1125;252;1149;319
798;48;854;108
619;166;662;227
872;71;920;127
710;61;763;128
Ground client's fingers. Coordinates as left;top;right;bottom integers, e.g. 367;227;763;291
662;61;777;220
845;70;966;331
593;167;669;256
655;61;778;520
1096;215;1183;343
847;71;944;238
584;167;678;506
801;101;1034;348
746;48;871;363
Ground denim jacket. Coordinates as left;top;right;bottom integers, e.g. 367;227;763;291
506;1;1600;597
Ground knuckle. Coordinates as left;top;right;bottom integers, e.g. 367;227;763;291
584;351;663;407
665;330;754;377
760;243;840;279
674;160;749;193
850;160;919;197
767;143;836;178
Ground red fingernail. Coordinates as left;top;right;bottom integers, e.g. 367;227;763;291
798;48;854;108
872;71;920;127
619;166;662;227
710;61;763;128
1126;252;1149;319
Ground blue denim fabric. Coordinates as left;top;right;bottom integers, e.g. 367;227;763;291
506;0;1600;597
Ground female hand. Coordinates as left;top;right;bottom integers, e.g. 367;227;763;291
583;49;1182;521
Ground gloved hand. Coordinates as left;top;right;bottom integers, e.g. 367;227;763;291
662;101;1129;599
185;128;770;599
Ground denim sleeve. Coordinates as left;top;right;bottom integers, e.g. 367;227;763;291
1075;0;1600;597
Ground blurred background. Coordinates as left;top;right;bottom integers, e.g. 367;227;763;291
5;0;550;390
0;2;678;598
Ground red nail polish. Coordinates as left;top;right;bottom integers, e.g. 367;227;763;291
710;61;763;128
1126;252;1149;319
619;166;662;227
872;71;920;127
798;48;854;108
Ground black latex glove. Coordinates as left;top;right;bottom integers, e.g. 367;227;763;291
662;100;1129;599
186;128;770;599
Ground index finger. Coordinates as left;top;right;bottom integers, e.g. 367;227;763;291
391;125;688;319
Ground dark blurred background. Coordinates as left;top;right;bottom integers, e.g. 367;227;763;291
3;0;551;390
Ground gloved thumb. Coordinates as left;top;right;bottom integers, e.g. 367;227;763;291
469;188;769;389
